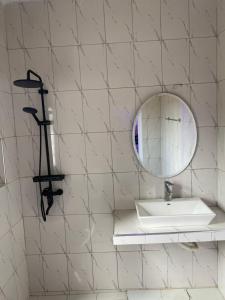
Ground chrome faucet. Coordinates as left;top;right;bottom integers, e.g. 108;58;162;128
164;181;174;201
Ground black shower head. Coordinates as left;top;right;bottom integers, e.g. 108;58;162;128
23;107;40;125
23;107;38;115
14;79;42;89
13;69;43;89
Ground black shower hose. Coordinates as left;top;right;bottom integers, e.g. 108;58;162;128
39;124;46;221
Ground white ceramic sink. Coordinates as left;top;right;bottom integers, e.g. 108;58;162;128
135;198;216;228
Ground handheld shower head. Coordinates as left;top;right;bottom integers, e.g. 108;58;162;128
23;107;38;115
23;107;40;125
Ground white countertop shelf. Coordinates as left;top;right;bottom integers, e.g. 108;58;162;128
113;206;225;245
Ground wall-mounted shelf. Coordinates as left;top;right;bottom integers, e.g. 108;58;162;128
113;207;225;245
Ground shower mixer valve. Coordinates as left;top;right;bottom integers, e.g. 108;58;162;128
42;187;63;214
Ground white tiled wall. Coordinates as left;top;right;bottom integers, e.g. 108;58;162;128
217;0;225;297
0;1;29;300
4;0;218;296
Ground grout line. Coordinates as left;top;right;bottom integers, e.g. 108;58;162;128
159;0;164;91
104;0;120;289
186;289;191;300
34;1;52;293
27;250;130;256
17;167;219;180
7;34;218;51
74;0;95;292
103;0;119;289
218;27;225;36
187;0;193;205
131;0;143;288
0;90;13;95
216;0;221;284
9;81;218;97
13;122;218;138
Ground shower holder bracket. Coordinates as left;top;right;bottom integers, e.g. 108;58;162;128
38;88;48;95
39;120;51;126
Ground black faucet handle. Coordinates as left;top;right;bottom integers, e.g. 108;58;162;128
42;188;63;215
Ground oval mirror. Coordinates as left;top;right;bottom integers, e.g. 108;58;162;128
132;93;197;178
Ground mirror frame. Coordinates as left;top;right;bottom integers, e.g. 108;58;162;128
132;92;198;178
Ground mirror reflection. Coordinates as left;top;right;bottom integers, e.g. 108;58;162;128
133;93;197;178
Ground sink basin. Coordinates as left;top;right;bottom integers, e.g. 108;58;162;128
135;198;216;228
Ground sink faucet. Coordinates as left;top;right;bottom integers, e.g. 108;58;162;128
164;181;174;201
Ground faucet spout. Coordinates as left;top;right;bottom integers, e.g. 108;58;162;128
164;181;174;201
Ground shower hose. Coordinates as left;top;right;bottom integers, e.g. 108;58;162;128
39;124;46;221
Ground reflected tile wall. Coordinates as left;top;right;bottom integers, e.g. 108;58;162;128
5;0;218;296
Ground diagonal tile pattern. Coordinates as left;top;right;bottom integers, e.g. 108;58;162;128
2;0;221;297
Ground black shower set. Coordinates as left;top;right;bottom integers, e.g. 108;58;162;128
14;70;65;221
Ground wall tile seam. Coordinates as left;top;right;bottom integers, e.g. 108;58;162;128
72;3;93;281
3;6;18;122
0;252;27;291
9;81;218;93
0;88;13;95
8;84;218;101
217;79;225;83
0;267;24;291
0;90;11;95
217;12;223;292
15;167;220;173
0;215;23;242
38;2;68;293
45;0;67;252
218;28;225;36
6;37;217;53
4;5;23;182
25;245;218;256
26;249;191;255
26;249;163;255
1;134;18;141
29;291;123;296
13;124;219;137
9;85;219;96
6;35;218;51
216;4;218;147
217;29;225;82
